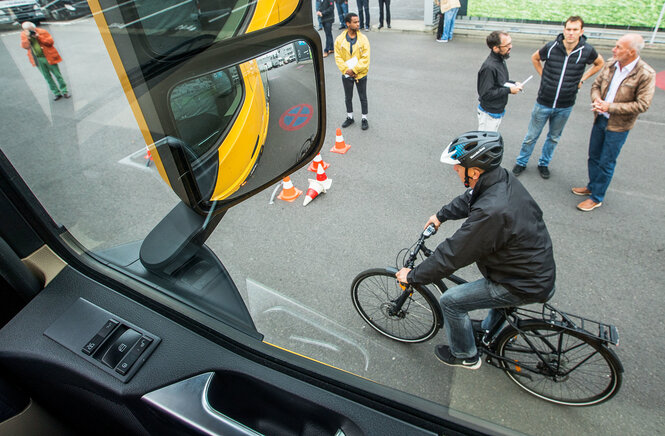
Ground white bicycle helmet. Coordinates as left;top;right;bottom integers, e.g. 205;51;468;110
441;131;504;171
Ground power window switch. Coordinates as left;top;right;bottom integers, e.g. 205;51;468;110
116;336;153;375
101;328;142;368
81;319;118;355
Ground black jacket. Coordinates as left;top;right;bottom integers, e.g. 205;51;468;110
477;51;512;114
537;34;598;108
407;168;556;301
318;0;335;23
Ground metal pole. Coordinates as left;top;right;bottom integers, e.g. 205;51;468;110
650;1;665;44
424;0;434;26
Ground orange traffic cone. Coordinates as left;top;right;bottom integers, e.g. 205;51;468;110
277;177;302;202
144;147;154;167
330;128;351;154
314;164;332;191
303;180;324;206
308;153;330;172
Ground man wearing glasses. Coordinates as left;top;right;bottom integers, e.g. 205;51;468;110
476;31;522;131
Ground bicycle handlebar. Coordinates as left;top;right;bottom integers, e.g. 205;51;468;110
404;224;438;269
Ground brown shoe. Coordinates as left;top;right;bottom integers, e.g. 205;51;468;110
577;199;602;212
322;51;329;58
571;186;591;196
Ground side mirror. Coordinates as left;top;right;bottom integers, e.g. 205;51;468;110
157;42;319;214
91;0;325;216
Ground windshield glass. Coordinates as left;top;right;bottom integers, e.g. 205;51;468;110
1;4;663;436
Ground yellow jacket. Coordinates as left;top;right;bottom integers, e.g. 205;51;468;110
334;30;370;80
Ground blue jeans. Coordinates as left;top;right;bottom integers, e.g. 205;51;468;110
336;1;348;26
439;278;525;359
516;103;573;167
586;116;630;203
316;0;323;27
356;0;369;28
442;7;459;40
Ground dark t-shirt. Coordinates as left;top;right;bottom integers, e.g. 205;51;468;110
346;33;357;55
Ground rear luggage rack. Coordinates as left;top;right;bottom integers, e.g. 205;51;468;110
514;303;620;346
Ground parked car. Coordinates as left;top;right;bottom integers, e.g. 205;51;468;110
0;0;46;26
43;0;91;21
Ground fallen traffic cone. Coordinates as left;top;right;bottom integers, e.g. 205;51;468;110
303;180;324;206
277;177;302;202
144;147;153;167
330;128;351;154
308;153;330;172
314;164;332;191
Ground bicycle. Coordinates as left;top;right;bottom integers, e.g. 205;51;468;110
350;225;623;406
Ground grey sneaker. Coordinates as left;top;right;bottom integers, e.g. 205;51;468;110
538;165;550;179
435;345;481;370
512;164;526;176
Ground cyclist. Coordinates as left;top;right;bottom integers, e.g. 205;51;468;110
396;131;555;369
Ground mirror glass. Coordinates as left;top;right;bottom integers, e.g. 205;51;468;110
107;0;300;56
166;40;318;203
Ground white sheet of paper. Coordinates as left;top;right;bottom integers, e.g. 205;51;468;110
504;75;533;87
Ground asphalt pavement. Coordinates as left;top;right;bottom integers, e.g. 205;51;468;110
218;28;665;436
1;17;665;436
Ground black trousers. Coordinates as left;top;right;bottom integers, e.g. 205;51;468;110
322;21;334;53
356;0;369;28
378;0;391;26
342;75;368;115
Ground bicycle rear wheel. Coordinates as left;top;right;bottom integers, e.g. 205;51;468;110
351;268;441;343
495;320;622;406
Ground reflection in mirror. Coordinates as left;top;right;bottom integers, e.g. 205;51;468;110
166;40;318;204
106;0;300;56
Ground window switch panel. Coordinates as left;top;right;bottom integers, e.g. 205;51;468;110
45;298;161;383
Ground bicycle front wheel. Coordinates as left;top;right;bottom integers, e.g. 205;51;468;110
495;320;623;406
351;268;442;343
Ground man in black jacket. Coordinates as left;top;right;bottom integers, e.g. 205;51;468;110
477;31;523;131
396;132;556;369
317;0;335;57
513;16;604;179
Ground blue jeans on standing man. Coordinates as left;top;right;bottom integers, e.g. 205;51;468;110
335;0;348;27
441;7;459;41
516;102;573;168
586;116;630;203
316;0;323;28
439;278;527;359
